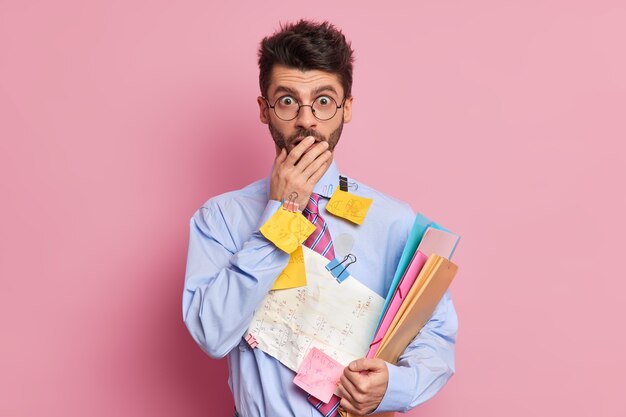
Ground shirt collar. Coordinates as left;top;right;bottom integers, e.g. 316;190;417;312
313;160;341;198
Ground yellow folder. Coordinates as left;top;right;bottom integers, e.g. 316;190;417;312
375;254;458;364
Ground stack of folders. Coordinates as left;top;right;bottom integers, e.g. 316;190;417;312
369;251;457;363
332;216;459;417
344;222;459;417
367;216;459;364
367;222;460;364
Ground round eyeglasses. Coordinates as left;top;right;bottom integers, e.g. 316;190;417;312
263;95;346;121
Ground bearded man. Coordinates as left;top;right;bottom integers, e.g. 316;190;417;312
183;20;457;417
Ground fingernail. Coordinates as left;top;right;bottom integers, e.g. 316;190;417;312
305;136;315;143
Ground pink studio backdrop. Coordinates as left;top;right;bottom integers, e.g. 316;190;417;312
1;1;625;416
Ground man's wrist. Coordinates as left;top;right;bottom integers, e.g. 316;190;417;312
370;362;415;414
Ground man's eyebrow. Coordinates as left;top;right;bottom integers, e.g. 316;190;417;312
270;85;340;99
271;86;299;97
311;85;339;97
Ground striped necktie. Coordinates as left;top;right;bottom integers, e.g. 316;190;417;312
302;193;335;261
303;193;343;416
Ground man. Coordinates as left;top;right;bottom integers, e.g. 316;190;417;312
183;20;457;417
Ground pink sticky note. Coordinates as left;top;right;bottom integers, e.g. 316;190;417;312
293;347;345;403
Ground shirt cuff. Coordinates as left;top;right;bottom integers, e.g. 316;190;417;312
371;362;415;414
256;200;282;230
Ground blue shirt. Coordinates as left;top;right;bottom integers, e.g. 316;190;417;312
183;161;457;416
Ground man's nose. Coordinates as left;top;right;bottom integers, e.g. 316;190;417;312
295;105;317;129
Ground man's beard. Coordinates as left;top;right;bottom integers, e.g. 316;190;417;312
268;122;344;153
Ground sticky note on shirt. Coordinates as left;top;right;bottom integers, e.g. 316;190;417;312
293;347;345;403
272;245;307;290
260;208;316;253
326;189;373;225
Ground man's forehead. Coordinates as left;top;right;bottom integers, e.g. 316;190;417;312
268;65;343;97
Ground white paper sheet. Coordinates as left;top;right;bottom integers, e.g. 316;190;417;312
247;246;384;372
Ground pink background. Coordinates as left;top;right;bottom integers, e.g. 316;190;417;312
1;1;625;416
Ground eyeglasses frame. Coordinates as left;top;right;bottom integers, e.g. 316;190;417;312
262;95;347;121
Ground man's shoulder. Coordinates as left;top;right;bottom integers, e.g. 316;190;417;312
352;179;414;219
203;178;268;206
189;178;269;250
194;178;269;224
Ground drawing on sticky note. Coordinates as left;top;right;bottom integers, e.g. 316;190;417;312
293;347;345;403
326;189;373;225
260;209;316;253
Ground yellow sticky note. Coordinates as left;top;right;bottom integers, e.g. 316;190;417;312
272;245;307;290
326;189;373;225
260;207;316;253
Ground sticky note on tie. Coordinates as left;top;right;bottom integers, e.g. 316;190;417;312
272;245;307;290
260;208;316;253
326;189;373;225
293;347;345;404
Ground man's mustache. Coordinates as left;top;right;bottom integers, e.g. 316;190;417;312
288;129;325;142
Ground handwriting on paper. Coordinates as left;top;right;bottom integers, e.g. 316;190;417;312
326;189;373;225
260;208;316;253
293;347;345;403
247;247;384;373
272;245;307;290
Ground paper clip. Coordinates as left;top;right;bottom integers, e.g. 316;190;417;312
339;176;348;192
325;254;357;283
282;192;299;212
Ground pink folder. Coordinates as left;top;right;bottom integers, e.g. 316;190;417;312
366;250;428;358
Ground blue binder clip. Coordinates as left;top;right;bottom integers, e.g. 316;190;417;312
326;254;357;283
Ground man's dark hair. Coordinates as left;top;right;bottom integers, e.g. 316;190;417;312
258;20;354;99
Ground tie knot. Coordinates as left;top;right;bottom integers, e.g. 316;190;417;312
303;193;320;216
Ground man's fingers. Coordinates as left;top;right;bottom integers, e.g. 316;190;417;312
339;372;359;396
342;366;368;393
302;150;332;181
284;136;316;165
338;373;375;415
270;137;331;207
348;358;386;373
293;140;329;171
336;380;355;403
337;376;360;414
339;396;360;415
275;147;287;164
342;358;387;394
305;158;331;187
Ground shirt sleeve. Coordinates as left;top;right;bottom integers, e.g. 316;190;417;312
182;199;290;358
372;290;458;413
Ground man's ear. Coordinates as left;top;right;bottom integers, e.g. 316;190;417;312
342;96;353;123
258;96;269;124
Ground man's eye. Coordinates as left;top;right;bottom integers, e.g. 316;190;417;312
316;96;332;106
279;96;296;106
